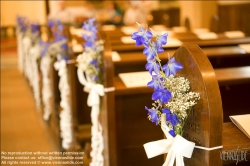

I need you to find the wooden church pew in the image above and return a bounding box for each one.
[100,26,250,52]
[99,44,250,166]
[111,45,250,75]
[66,32,250,151]
[107,36,250,52]
[30,23,249,166]
[32,23,78,151]
[70,27,250,71]
[35,25,249,165]
[49,24,249,153]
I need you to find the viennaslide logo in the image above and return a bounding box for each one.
[220,146,248,165]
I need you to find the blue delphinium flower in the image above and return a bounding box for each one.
[82,18,98,49]
[145,106,159,125]
[163,55,183,77]
[31,23,39,34]
[60,43,68,51]
[17,16,28,33]
[47,19,68,60]
[152,88,172,104]
[162,108,180,136]
[143,44,157,61]
[162,108,180,126]
[131,27,152,46]
[39,41,50,57]
[132,23,186,137]
[48,19,54,28]
[145,60,160,75]
[147,75,163,90]
[90,59,98,68]
[82,18,97,34]
[169,130,176,137]
[156,33,168,48]
[48,19,66,43]
[79,18,103,83]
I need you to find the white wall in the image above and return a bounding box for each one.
[1,1,47,26]
[179,1,217,29]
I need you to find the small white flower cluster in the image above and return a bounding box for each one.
[48,39,67,56]
[165,76,200,121]
[77,49,95,71]
[165,75,190,94]
[76,40,104,83]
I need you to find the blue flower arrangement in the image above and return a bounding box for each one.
[16,16,40,45]
[45,19,68,60]
[76,18,103,83]
[131,23,200,137]
[16,16,28,34]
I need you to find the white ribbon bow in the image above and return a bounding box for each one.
[77,68,105,106]
[85,83,104,107]
[144,135,195,166]
[143,114,195,166]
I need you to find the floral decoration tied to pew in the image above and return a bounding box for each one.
[76,18,106,166]
[16,16,41,109]
[131,23,201,166]
[39,19,73,149]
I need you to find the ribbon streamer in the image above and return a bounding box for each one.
[54,58,73,149]
[22,36,31,79]
[77,67,105,166]
[40,55,52,120]
[29,44,41,109]
[77,67,115,166]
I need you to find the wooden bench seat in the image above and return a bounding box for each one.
[99,44,250,165]
[108,36,250,52]
[215,66,250,86]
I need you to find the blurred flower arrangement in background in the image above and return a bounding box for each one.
[76,18,103,84]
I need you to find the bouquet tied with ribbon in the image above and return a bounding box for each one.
[76,18,105,166]
[131,23,200,166]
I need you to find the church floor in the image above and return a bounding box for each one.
[1,39,60,166]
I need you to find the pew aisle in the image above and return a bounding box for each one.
[1,38,61,166]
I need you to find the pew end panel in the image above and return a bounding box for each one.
[172,45,223,165]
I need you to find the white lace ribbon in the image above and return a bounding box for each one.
[77,67,106,166]
[29,44,41,109]
[54,59,73,149]
[22,36,31,78]
[40,55,52,120]
[143,114,222,166]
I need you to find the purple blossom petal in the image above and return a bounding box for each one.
[131,27,152,46]
[156,33,168,47]
[163,57,183,77]
[169,130,176,137]
[145,61,160,75]
[166,112,180,126]
[143,45,156,60]
[162,108,171,114]
[145,106,159,125]
[152,88,172,103]
[147,75,163,90]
